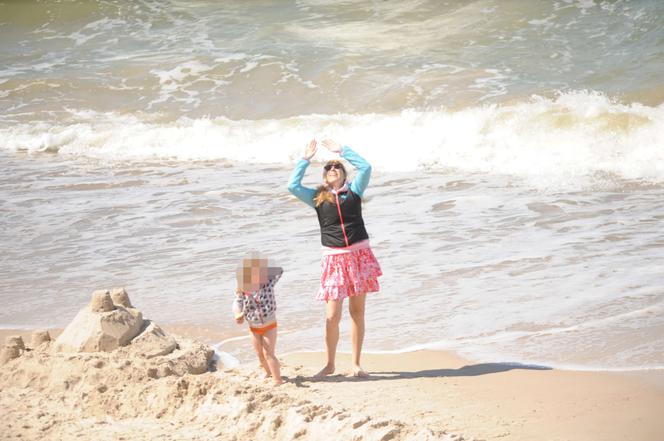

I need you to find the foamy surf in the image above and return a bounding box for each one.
[1,92,663,190]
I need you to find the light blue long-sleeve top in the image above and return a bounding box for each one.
[287,146,372,209]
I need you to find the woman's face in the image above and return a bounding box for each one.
[324,162,345,187]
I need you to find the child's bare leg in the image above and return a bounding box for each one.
[251,332,271,377]
[262,327,282,385]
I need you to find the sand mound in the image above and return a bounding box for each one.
[0,289,470,441]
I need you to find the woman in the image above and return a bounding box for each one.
[288,139,382,377]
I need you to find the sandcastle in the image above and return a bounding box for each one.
[54,288,144,352]
[1,288,214,377]
[0,330,51,365]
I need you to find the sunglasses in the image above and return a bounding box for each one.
[324,163,343,171]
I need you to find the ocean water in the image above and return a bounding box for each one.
[1,0,663,370]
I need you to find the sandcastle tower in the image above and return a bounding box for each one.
[89,289,115,312]
[110,287,132,308]
[0,335,26,365]
[30,330,51,347]
[54,288,144,352]
[0,330,54,365]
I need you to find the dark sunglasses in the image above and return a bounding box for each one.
[324,163,343,171]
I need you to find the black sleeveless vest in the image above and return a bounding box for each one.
[315,189,369,247]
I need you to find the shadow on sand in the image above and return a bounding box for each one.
[289,362,552,386]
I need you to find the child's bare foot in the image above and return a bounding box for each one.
[351,365,369,378]
[272,378,283,386]
[314,364,335,378]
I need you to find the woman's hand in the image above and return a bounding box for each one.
[303,139,317,160]
[322,139,342,153]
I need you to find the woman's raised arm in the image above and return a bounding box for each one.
[342,147,372,197]
[287,140,317,208]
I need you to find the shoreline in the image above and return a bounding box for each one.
[2,327,663,375]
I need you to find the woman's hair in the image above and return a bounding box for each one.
[314,160,346,207]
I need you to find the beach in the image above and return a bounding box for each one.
[2,325,663,441]
[284,351,664,441]
[2,1,664,439]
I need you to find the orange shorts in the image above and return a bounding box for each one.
[249,322,277,336]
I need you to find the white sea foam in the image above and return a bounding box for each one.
[68,18,126,46]
[214,53,250,63]
[2,92,662,189]
[149,60,216,108]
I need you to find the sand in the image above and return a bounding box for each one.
[2,307,663,441]
[0,327,450,441]
[284,351,664,441]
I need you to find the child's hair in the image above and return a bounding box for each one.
[314,160,347,207]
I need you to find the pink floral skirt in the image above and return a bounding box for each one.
[317,247,382,301]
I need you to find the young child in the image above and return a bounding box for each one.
[232,253,283,385]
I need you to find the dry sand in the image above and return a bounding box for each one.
[0,325,452,441]
[2,323,663,441]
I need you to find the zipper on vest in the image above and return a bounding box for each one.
[334,193,350,247]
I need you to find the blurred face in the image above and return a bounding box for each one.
[324,162,345,187]
[237,257,268,292]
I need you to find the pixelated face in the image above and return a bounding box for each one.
[245,258,268,286]
[237,253,278,292]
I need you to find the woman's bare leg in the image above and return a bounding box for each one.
[349,293,368,377]
[251,332,270,377]
[315,299,343,377]
[261,328,282,385]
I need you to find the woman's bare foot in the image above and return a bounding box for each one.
[351,365,369,378]
[314,364,335,378]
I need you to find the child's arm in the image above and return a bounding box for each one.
[232,292,244,324]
